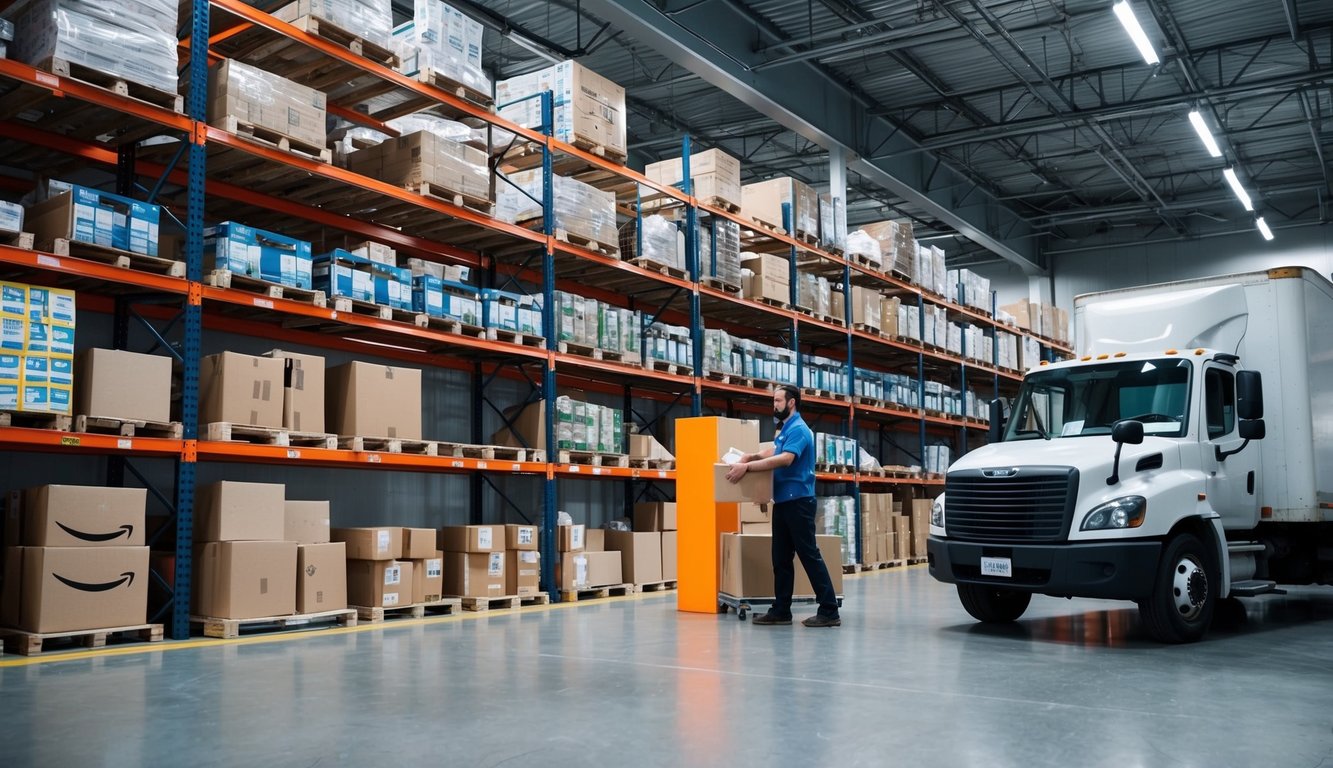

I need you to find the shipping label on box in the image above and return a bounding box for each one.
[506,524,539,551]
[507,550,540,597]
[332,527,403,560]
[347,559,411,607]
[438,525,499,553]
[558,523,585,552]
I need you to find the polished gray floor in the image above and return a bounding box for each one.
[3,567,1332,767]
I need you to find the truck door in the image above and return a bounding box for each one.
[1202,364,1260,528]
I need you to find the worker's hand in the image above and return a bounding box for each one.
[726,462,749,483]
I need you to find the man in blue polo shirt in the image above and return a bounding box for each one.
[726,385,840,627]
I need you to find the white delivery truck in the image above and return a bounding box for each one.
[927,267,1333,642]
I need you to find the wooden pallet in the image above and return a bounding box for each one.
[354,598,462,623]
[554,228,619,258]
[0,410,71,431]
[633,580,677,593]
[753,296,793,311]
[74,415,183,439]
[216,115,333,164]
[409,181,494,217]
[410,68,494,110]
[280,14,398,67]
[557,450,630,468]
[570,135,628,164]
[628,257,688,281]
[460,593,551,612]
[485,327,545,347]
[433,442,542,463]
[46,238,186,278]
[0,623,163,656]
[205,422,338,449]
[192,609,357,639]
[817,464,856,475]
[793,229,820,246]
[627,457,676,470]
[1,231,35,250]
[861,560,907,571]
[851,323,884,336]
[411,314,487,337]
[907,557,928,565]
[331,295,395,320]
[701,276,741,293]
[559,583,634,603]
[338,435,438,455]
[38,57,183,113]
[700,196,741,213]
[642,358,692,377]
[746,217,787,236]
[206,270,327,306]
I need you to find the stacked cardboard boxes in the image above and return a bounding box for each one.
[314,249,413,310]
[643,322,694,370]
[618,214,685,273]
[858,493,896,565]
[497,61,627,160]
[740,253,791,305]
[29,186,162,258]
[439,525,505,599]
[555,290,641,363]
[857,220,915,277]
[10,0,180,94]
[719,533,844,598]
[998,299,1071,345]
[556,523,622,591]
[406,260,481,325]
[815,496,857,567]
[738,502,770,535]
[699,217,742,288]
[195,482,297,620]
[210,58,327,149]
[402,527,443,603]
[76,348,172,423]
[204,222,313,290]
[285,500,346,614]
[741,177,818,237]
[199,352,285,429]
[275,0,393,49]
[497,170,618,247]
[645,148,743,211]
[264,350,325,434]
[1,485,149,633]
[0,281,75,414]
[392,0,489,97]
[336,526,412,608]
[628,433,675,467]
[505,524,541,597]
[346,130,491,204]
[632,502,677,582]
[492,395,625,454]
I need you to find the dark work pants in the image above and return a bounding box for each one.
[771,496,839,618]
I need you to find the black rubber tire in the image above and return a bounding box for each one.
[1138,533,1217,644]
[957,583,1032,623]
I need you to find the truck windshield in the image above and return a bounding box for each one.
[1003,358,1193,441]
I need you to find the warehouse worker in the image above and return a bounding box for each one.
[726,384,841,627]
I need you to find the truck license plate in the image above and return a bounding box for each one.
[980,557,1012,578]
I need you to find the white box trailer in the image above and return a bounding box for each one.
[928,267,1333,642]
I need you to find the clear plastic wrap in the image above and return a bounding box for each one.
[210,58,327,147]
[273,0,392,48]
[703,217,741,286]
[497,170,617,246]
[347,130,490,202]
[392,1,489,94]
[0,18,14,41]
[496,61,627,157]
[844,230,881,263]
[619,215,681,269]
[12,0,179,93]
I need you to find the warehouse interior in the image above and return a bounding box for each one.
[1,0,1332,764]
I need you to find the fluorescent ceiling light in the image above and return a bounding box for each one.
[1256,217,1274,241]
[1187,110,1222,157]
[1113,1,1159,65]
[1223,167,1253,211]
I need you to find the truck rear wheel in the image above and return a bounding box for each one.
[1138,533,1216,643]
[957,583,1032,623]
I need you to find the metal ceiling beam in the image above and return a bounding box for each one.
[1281,0,1301,43]
[577,0,1046,275]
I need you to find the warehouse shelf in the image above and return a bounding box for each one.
[0,244,190,296]
[195,440,550,476]
[0,427,183,458]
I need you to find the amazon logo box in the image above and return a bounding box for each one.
[15,546,149,633]
[23,485,147,547]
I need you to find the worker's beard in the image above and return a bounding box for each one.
[773,405,790,424]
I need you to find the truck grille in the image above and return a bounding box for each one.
[944,467,1079,543]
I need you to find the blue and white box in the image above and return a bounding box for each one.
[205,222,312,288]
[373,263,413,311]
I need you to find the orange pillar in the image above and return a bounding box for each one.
[676,417,741,613]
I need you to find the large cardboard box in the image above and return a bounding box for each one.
[438,525,501,553]
[497,60,627,159]
[558,524,585,552]
[347,559,412,607]
[719,534,843,598]
[628,433,675,463]
[714,465,774,503]
[742,177,819,236]
[18,546,148,632]
[402,527,438,559]
[332,527,402,561]
[739,503,770,524]
[297,542,346,614]
[506,524,539,551]
[633,502,677,532]
[196,541,296,620]
[507,550,540,597]
[851,286,881,331]
[411,552,444,603]
[443,551,505,598]
[605,531,662,585]
[998,299,1034,331]
[742,253,791,304]
[75,348,172,423]
[22,485,146,547]
[199,352,285,428]
[741,522,772,535]
[265,350,325,434]
[210,59,327,148]
[326,361,422,439]
[557,550,623,590]
[283,500,330,545]
[1,545,20,627]
[584,528,605,552]
[196,481,285,542]
[661,531,677,581]
[892,517,911,560]
[645,149,742,209]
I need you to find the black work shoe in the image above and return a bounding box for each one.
[802,615,841,628]
[751,612,793,625]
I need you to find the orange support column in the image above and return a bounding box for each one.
[675,417,742,614]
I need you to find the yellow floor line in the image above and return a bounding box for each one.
[0,589,672,668]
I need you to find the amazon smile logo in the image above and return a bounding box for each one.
[53,571,136,592]
[56,521,134,542]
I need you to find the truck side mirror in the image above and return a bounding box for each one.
[1239,419,1265,441]
[987,398,1008,443]
[1111,419,1144,445]
[1237,370,1264,420]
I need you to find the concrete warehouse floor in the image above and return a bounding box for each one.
[3,567,1332,767]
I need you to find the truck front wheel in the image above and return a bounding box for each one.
[1138,533,1217,643]
[957,583,1032,623]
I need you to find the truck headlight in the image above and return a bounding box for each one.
[931,497,945,528]
[1080,496,1147,531]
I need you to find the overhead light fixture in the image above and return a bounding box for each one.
[1256,217,1274,241]
[1113,1,1160,65]
[1187,110,1222,157]
[1223,167,1253,211]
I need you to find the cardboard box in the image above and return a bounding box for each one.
[197,481,285,542]
[15,546,148,632]
[1,545,20,627]
[584,528,606,552]
[210,59,327,148]
[297,542,346,613]
[739,503,770,523]
[346,559,412,607]
[411,552,444,603]
[661,531,677,581]
[557,550,623,590]
[558,524,585,552]
[22,485,146,547]
[497,60,626,159]
[633,502,677,532]
[645,149,742,209]
[199,352,285,428]
[443,551,505,598]
[283,500,330,545]
[75,348,172,423]
[326,361,422,440]
[741,177,819,235]
[196,541,296,620]
[506,550,540,597]
[438,525,501,553]
[506,524,539,551]
[628,433,675,463]
[742,253,791,304]
[741,522,772,535]
[332,527,402,561]
[719,534,843,598]
[852,286,881,331]
[999,299,1034,331]
[605,530,662,585]
[402,527,438,559]
[892,517,911,560]
[714,464,774,503]
[264,350,325,433]
[27,186,161,257]
[204,222,313,289]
